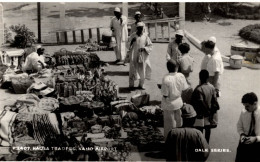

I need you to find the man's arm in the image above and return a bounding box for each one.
[213,71,220,88]
[110,18,114,31]
[161,77,169,98]
[237,112,247,143]
[143,36,153,55]
[166,43,172,61]
[120,16,127,26]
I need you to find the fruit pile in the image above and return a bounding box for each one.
[95,141,132,161]
[126,126,164,146]
[104,124,121,139]
[55,76,118,104]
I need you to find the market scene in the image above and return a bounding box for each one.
[0,2,260,161]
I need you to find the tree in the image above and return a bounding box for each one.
[9,24,36,48]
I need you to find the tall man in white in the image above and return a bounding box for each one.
[127,22,153,89]
[110,7,128,65]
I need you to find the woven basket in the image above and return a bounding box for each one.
[11,77,33,94]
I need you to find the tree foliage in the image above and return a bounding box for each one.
[239,24,260,44]
[9,24,36,48]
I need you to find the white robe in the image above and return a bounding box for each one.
[22,52,46,72]
[110,15,128,61]
[128,33,153,81]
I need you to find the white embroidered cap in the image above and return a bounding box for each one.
[135,11,141,15]
[175,29,184,36]
[114,7,121,12]
[36,45,42,49]
[208,36,217,44]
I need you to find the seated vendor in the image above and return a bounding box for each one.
[22,46,46,73]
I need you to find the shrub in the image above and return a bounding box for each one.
[4,24,12,44]
[9,24,36,48]
[239,24,260,44]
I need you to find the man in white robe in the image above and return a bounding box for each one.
[110,7,128,64]
[127,22,153,89]
[22,46,46,73]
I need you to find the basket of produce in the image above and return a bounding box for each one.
[11,77,34,94]
[38,97,59,112]
[91,101,105,115]
[60,96,85,111]
[91,124,103,134]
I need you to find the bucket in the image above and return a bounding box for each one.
[102,31,112,45]
[109,37,117,48]
[230,43,247,56]
[229,55,243,69]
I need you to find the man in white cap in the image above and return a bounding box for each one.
[203,36,224,97]
[22,45,46,73]
[130,11,147,35]
[110,7,128,65]
[127,22,153,90]
[167,29,185,62]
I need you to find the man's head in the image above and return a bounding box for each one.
[199,70,209,84]
[37,48,45,55]
[242,92,258,112]
[204,36,216,55]
[178,43,190,55]
[167,59,178,73]
[134,11,142,22]
[181,104,197,127]
[114,7,122,19]
[136,22,144,35]
[175,30,184,44]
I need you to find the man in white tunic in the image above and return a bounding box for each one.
[205,36,224,97]
[161,59,189,140]
[127,22,153,89]
[22,46,46,73]
[110,7,128,64]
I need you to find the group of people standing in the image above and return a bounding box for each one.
[110,7,152,90]
[110,7,259,161]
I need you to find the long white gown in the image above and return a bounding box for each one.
[128,32,153,86]
[110,15,128,61]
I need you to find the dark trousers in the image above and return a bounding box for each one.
[197,127,211,143]
[235,142,260,162]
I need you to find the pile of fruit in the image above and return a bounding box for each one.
[95,141,132,161]
[126,126,164,146]
[55,76,118,105]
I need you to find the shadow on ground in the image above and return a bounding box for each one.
[144,151,165,159]
[106,71,129,76]
[149,100,161,106]
[119,87,131,93]
[224,65,241,70]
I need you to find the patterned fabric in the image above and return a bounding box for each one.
[32,113,60,145]
[0,110,17,146]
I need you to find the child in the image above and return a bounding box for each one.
[178,43,194,85]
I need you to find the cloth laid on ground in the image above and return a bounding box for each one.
[0,109,17,146]
[32,113,60,145]
[0,109,60,146]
